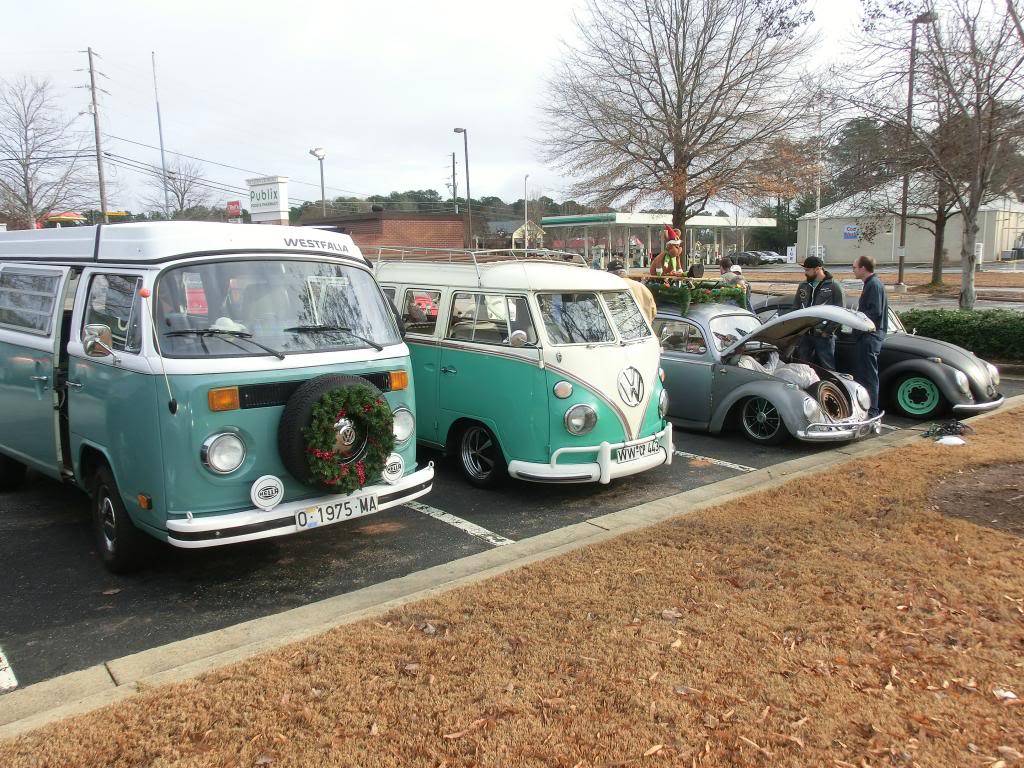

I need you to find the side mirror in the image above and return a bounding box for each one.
[509,329,529,348]
[83,324,115,358]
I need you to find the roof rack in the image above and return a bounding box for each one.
[370,246,589,286]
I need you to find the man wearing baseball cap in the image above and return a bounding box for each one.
[793,255,845,369]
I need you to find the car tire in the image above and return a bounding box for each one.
[740,397,789,445]
[457,423,507,489]
[278,374,386,487]
[891,374,946,419]
[91,464,146,574]
[0,454,27,492]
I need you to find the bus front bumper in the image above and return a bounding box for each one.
[507,424,673,484]
[164,464,434,548]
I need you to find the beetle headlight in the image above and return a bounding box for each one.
[985,361,1000,387]
[803,396,821,419]
[201,433,245,474]
[658,389,669,419]
[855,385,871,411]
[954,369,970,394]
[564,404,597,435]
[392,407,415,445]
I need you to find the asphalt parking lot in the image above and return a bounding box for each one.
[2,377,1022,692]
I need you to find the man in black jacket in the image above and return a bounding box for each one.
[793,256,844,368]
[852,255,889,418]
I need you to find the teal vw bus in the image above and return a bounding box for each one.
[0,223,432,572]
[375,249,673,487]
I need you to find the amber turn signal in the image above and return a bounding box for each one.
[137,494,152,510]
[208,386,240,412]
[388,370,409,391]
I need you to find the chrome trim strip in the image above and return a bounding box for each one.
[952,395,1004,413]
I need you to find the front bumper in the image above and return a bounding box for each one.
[507,424,673,484]
[164,464,434,548]
[953,394,1004,414]
[796,413,883,442]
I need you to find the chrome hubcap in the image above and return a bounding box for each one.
[461,427,495,480]
[100,495,116,552]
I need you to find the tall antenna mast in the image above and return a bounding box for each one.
[151,52,172,219]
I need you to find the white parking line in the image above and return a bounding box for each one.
[674,451,757,473]
[406,501,516,548]
[0,646,18,693]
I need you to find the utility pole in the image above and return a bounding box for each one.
[450,152,458,214]
[86,47,109,223]
[524,173,529,249]
[151,52,172,220]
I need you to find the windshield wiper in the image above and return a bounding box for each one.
[164,328,285,360]
[283,325,384,352]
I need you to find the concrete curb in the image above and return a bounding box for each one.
[3,394,1022,740]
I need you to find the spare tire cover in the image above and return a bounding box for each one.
[277,374,386,486]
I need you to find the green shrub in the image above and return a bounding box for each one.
[898,309,1024,362]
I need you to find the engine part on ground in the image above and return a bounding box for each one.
[922,419,974,440]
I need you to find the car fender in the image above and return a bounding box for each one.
[880,359,966,404]
[709,380,807,435]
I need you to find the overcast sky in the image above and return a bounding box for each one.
[0,0,861,214]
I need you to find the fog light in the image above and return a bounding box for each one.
[564,404,597,435]
[201,433,245,474]
[553,380,573,399]
[392,407,415,444]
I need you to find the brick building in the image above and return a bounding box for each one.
[300,210,465,251]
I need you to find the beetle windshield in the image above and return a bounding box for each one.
[155,259,400,358]
[709,314,761,350]
[537,292,615,344]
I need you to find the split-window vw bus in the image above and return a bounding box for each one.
[0,223,432,572]
[375,250,673,487]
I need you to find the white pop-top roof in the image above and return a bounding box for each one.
[0,222,363,265]
[375,259,631,292]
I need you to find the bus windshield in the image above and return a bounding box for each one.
[154,259,400,358]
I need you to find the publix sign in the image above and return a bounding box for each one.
[246,176,289,222]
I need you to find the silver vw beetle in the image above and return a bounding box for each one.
[656,303,883,445]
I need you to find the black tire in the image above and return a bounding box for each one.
[278,374,386,486]
[91,464,145,574]
[0,454,27,492]
[457,423,507,489]
[740,397,789,445]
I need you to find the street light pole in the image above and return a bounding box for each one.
[309,147,326,217]
[897,11,938,290]
[454,128,471,248]
[524,173,529,249]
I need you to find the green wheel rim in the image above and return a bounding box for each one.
[897,376,940,415]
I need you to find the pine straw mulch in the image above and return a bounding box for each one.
[4,411,1024,767]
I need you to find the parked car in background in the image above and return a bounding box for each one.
[757,251,786,264]
[656,303,881,445]
[751,294,1003,419]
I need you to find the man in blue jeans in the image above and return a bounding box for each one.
[851,255,888,417]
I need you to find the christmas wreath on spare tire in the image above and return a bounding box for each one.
[278,374,395,493]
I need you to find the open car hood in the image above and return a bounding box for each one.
[720,305,875,358]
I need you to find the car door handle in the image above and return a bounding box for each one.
[66,381,83,389]
[441,366,457,375]
[30,375,48,382]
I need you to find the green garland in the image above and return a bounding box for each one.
[303,386,395,493]
[642,279,748,312]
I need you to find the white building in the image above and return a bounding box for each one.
[797,185,1024,266]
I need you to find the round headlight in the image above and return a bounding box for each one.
[855,385,871,411]
[659,367,666,383]
[564,404,597,435]
[985,361,1000,387]
[954,369,970,394]
[392,407,415,445]
[803,396,821,419]
[201,433,245,474]
[658,389,669,419]
[553,380,573,399]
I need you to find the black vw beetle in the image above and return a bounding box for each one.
[752,294,1003,419]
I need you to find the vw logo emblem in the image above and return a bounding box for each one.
[617,367,644,407]
[334,417,358,454]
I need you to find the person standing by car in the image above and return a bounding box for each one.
[793,256,845,368]
[608,261,657,322]
[851,255,888,418]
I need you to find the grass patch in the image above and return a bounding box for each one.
[3,409,1024,767]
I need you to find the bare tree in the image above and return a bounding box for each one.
[842,0,1024,309]
[1009,0,1024,46]
[0,77,90,229]
[540,0,815,229]
[143,159,212,218]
